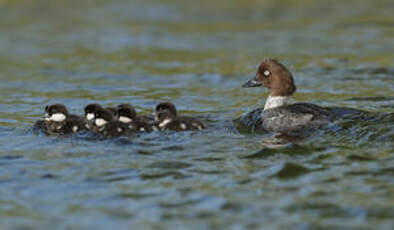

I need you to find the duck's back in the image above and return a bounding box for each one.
[64,115,87,132]
[162,116,204,131]
[101,121,130,137]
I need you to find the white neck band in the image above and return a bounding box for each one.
[264,96,290,110]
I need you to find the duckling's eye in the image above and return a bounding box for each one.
[263,70,270,76]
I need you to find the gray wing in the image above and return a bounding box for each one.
[261,103,332,132]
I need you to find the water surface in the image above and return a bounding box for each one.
[0,0,393,229]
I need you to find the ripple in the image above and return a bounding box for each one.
[0,155,23,160]
[347,154,376,161]
[114,192,163,200]
[147,161,192,169]
[192,157,224,162]
[345,96,394,102]
[140,171,189,180]
[269,162,312,179]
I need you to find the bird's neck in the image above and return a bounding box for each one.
[264,95,291,110]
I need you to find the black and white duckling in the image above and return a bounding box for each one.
[84,103,102,130]
[154,102,205,131]
[92,107,130,137]
[43,104,86,135]
[116,104,157,132]
[85,104,102,121]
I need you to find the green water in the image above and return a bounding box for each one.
[0,0,393,229]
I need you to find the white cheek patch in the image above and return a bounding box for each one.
[264,70,270,76]
[118,116,132,123]
[159,118,172,128]
[180,123,187,130]
[86,113,94,120]
[95,118,107,127]
[49,113,66,122]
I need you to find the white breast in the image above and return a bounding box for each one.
[118,116,132,123]
[264,96,290,110]
[95,118,107,127]
[159,118,172,128]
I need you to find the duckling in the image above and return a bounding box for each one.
[154,102,205,131]
[116,104,157,132]
[92,107,130,137]
[43,104,86,135]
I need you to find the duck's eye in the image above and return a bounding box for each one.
[263,70,270,76]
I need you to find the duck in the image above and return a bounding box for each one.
[84,104,102,121]
[91,107,130,137]
[241,59,332,133]
[84,103,102,130]
[43,104,87,135]
[116,104,156,132]
[154,102,205,131]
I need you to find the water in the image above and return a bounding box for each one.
[0,0,393,229]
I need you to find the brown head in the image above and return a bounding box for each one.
[242,59,296,96]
